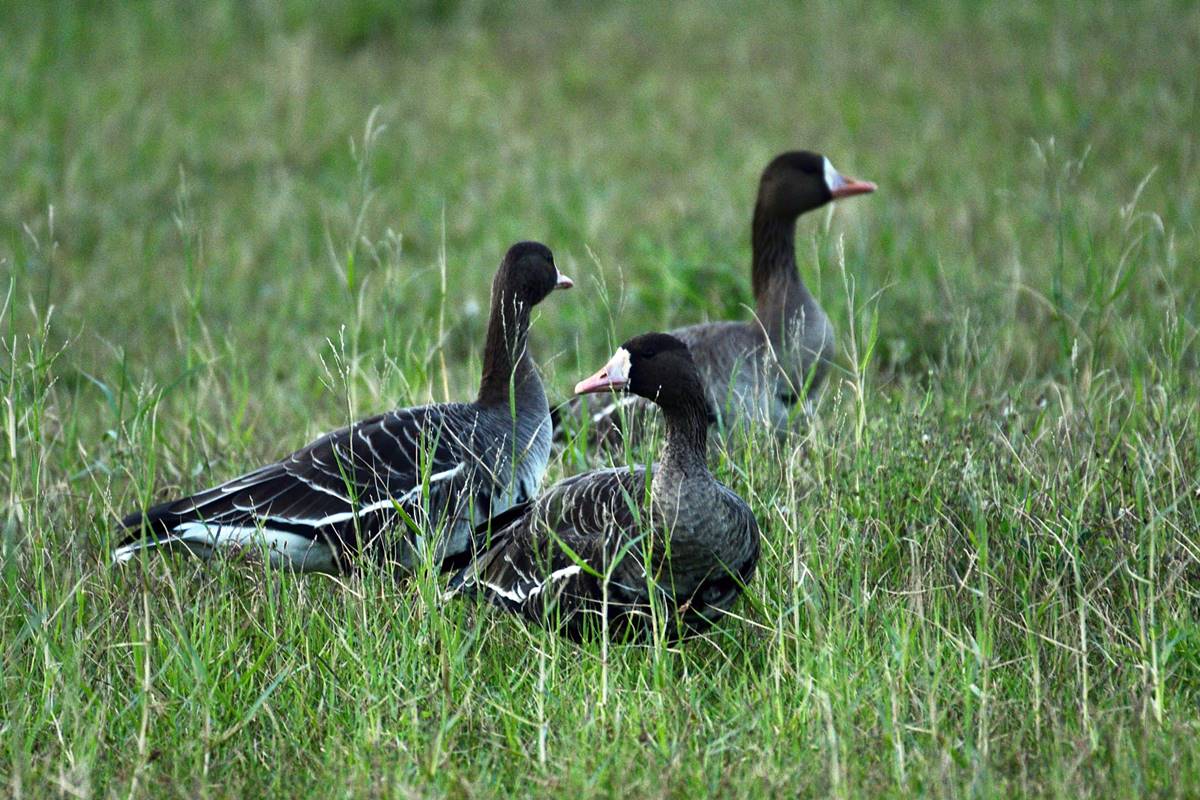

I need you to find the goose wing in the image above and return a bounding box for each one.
[449,470,762,639]
[670,482,760,633]
[116,403,487,569]
[447,467,654,631]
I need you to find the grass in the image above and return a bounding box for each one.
[2,0,1199,796]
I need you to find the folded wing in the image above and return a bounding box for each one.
[116,404,486,570]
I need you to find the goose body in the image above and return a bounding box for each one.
[448,333,761,639]
[670,310,832,428]
[115,403,550,572]
[560,151,872,445]
[115,242,572,572]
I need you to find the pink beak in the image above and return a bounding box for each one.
[555,270,574,290]
[830,177,877,199]
[574,367,623,395]
[574,348,630,395]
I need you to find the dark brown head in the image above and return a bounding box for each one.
[575,332,713,418]
[493,241,573,307]
[476,241,571,406]
[757,150,876,219]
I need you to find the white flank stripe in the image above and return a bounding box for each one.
[265,462,466,527]
[483,563,583,605]
[540,564,583,590]
[112,542,153,564]
[114,523,338,572]
[481,580,531,604]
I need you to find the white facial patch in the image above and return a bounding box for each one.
[606,347,632,384]
[823,156,846,194]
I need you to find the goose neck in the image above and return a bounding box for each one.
[656,400,711,481]
[751,203,810,343]
[477,291,540,408]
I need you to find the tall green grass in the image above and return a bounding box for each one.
[2,1,1198,796]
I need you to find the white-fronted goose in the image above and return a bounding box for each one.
[560,151,875,445]
[446,333,761,640]
[114,241,572,573]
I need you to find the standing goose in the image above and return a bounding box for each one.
[560,151,874,445]
[446,333,760,640]
[115,241,572,573]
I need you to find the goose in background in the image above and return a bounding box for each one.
[115,241,572,573]
[558,151,875,446]
[446,333,761,640]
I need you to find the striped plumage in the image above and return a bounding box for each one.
[115,241,572,572]
[558,151,875,446]
[448,333,761,640]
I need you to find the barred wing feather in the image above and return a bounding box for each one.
[447,468,654,633]
[116,404,487,570]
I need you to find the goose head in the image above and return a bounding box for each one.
[757,150,876,218]
[575,333,713,418]
[496,241,573,306]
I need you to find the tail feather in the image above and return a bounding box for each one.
[442,501,530,598]
[113,505,339,572]
[113,501,176,562]
[443,540,506,601]
[112,532,207,564]
[111,512,209,565]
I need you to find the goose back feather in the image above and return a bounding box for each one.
[450,333,761,639]
[556,151,870,447]
[115,241,570,572]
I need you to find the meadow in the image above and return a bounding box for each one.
[2,1,1198,796]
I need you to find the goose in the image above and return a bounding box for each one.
[559,151,875,445]
[114,241,572,573]
[446,333,761,640]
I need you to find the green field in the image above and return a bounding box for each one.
[3,1,1199,796]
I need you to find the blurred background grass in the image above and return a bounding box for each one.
[2,1,1198,797]
[6,1,1195,389]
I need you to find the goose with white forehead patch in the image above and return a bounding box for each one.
[115,241,572,573]
[557,150,875,446]
[447,333,761,640]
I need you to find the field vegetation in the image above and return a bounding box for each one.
[2,1,1198,796]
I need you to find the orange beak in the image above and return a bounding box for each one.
[830,176,877,199]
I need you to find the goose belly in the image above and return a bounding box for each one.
[503,417,552,507]
[410,424,550,568]
[114,523,340,573]
[497,431,551,510]
[429,508,484,567]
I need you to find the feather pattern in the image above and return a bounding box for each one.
[448,462,759,639]
[452,334,761,640]
[554,151,871,447]
[115,240,567,572]
[116,403,553,571]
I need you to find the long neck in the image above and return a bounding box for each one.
[650,393,716,547]
[751,201,810,345]
[656,396,711,482]
[476,291,539,408]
